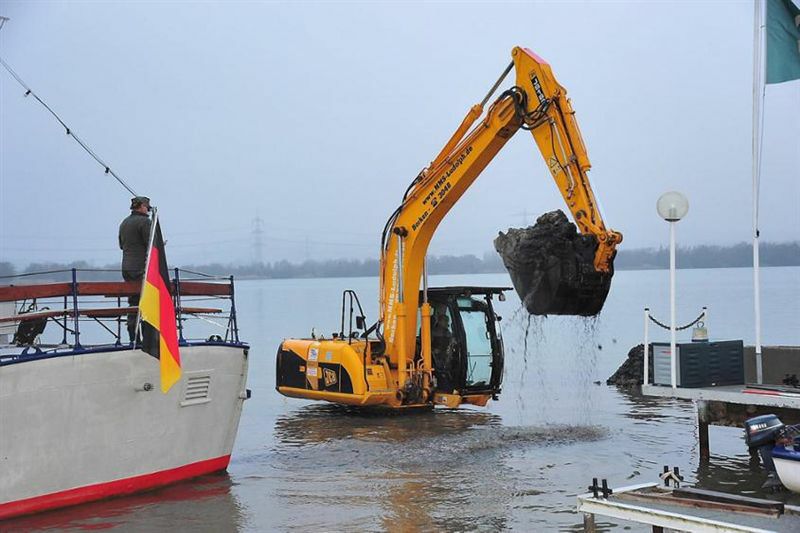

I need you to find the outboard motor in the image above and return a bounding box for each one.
[745,414,785,489]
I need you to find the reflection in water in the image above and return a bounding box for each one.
[614,385,695,422]
[272,404,607,453]
[694,454,800,506]
[3,474,245,532]
[381,478,441,532]
[694,453,765,496]
[273,404,504,446]
[268,405,609,532]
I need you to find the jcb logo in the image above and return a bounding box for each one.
[530,74,546,104]
[323,368,338,387]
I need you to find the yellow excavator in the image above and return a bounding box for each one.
[276,47,622,410]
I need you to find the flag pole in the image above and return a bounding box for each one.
[752,0,766,384]
[135,207,159,347]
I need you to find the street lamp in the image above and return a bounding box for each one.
[657,191,689,389]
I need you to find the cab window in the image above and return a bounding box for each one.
[457,297,493,388]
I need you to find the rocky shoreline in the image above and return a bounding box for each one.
[607,344,652,387]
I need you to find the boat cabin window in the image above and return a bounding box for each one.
[456,297,493,388]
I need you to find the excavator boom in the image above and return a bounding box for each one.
[379,47,621,374]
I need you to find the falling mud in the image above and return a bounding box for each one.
[570,316,602,424]
[516,312,545,421]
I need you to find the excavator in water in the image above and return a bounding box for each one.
[276,47,622,410]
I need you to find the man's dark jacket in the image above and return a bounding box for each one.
[119,212,152,275]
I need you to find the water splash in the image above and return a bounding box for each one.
[567,315,602,425]
[515,311,546,424]
[507,311,605,426]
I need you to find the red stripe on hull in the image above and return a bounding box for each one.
[0,455,231,521]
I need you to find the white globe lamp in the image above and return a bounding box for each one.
[657,191,689,222]
[657,191,688,389]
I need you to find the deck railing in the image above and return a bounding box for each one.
[0,268,241,353]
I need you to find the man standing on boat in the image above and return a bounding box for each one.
[119,196,152,344]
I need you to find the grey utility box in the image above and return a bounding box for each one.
[651,340,744,388]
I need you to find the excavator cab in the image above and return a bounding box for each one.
[419,287,506,400]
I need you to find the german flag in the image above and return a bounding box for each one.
[139,216,181,393]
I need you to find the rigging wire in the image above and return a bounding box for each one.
[0,55,138,197]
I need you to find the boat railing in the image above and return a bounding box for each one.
[0,268,242,358]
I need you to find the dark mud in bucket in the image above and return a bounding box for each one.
[494,210,614,316]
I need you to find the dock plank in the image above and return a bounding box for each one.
[671,487,783,514]
[578,483,800,532]
[643,384,800,409]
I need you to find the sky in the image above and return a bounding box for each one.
[0,0,798,268]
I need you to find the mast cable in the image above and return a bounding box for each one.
[0,54,138,197]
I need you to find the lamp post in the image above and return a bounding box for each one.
[657,191,689,390]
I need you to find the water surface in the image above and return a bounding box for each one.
[8,267,800,531]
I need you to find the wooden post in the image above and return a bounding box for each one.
[697,400,710,461]
[583,512,596,533]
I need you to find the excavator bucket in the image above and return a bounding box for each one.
[494,210,614,316]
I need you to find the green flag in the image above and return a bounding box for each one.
[766,0,800,84]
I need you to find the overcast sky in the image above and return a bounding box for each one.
[1,1,798,267]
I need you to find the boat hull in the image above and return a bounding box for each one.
[0,344,248,520]
[774,446,800,493]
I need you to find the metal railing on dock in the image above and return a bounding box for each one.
[642,305,708,388]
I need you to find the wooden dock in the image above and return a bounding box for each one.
[578,482,800,532]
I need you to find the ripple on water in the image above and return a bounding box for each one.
[457,424,609,454]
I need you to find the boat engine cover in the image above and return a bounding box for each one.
[745,414,784,448]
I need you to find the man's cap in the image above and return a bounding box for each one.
[130,196,151,209]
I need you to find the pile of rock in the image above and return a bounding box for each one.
[606,344,653,387]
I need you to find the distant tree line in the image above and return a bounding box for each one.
[613,241,800,270]
[1,241,797,281]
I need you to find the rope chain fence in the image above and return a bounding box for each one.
[648,310,706,332]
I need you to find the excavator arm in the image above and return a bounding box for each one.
[378,47,622,388]
[275,46,621,410]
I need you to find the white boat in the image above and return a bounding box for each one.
[0,271,249,520]
[773,445,800,493]
[745,414,800,494]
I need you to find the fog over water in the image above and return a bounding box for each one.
[1,1,798,267]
